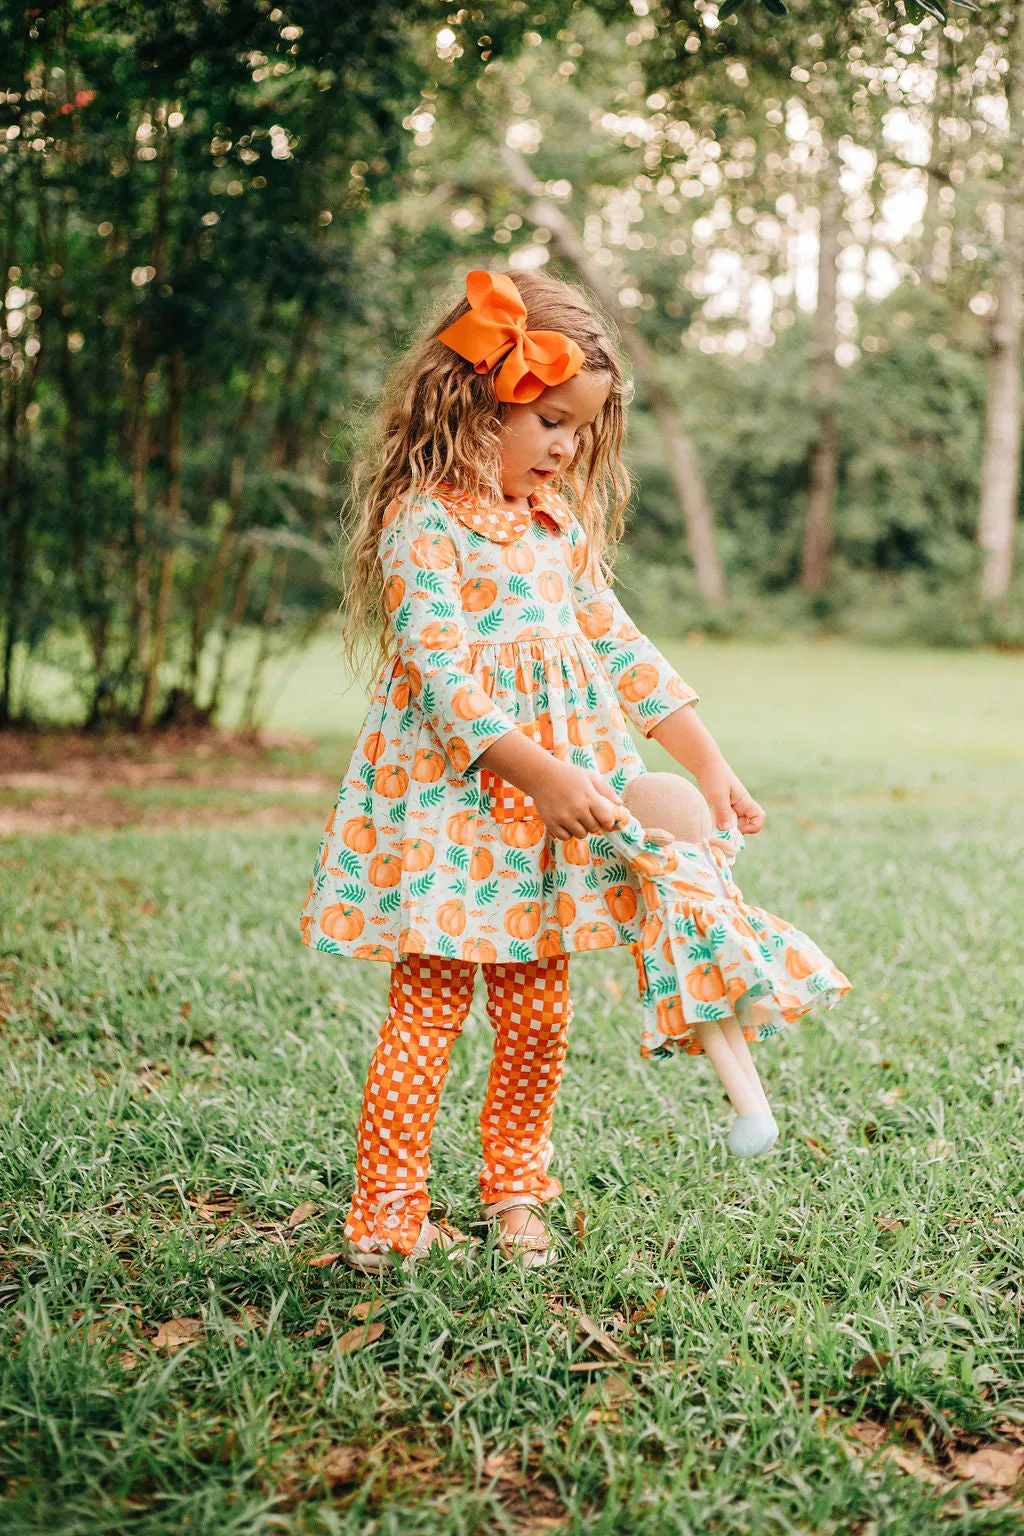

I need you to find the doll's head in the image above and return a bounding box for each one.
[622,773,713,847]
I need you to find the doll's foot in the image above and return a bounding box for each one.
[729,1112,779,1157]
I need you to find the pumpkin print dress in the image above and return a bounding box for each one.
[300,482,698,966]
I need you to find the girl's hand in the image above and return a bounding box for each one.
[532,760,622,841]
[695,761,765,836]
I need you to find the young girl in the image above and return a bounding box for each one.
[301,269,764,1270]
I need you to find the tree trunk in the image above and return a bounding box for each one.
[242,549,289,731]
[978,6,1024,603]
[140,348,186,726]
[800,154,842,594]
[500,147,726,607]
[206,543,257,723]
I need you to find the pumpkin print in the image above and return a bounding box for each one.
[446,809,478,846]
[451,685,493,721]
[470,846,494,880]
[352,943,395,962]
[501,539,535,572]
[574,921,617,951]
[500,818,545,848]
[364,731,387,764]
[368,854,402,888]
[342,816,376,854]
[319,903,364,942]
[421,620,463,651]
[374,764,409,799]
[593,739,616,774]
[412,747,446,782]
[686,964,727,1001]
[461,576,498,611]
[605,884,638,924]
[618,663,660,704]
[578,600,613,639]
[447,737,472,775]
[323,806,337,837]
[505,902,542,939]
[538,570,564,602]
[785,948,816,981]
[411,532,456,570]
[656,994,684,1036]
[437,899,467,937]
[401,838,434,872]
[462,937,498,963]
[300,486,701,966]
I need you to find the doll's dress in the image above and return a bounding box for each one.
[599,809,852,1061]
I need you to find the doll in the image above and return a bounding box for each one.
[613,774,851,1157]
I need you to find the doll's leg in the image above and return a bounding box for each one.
[478,955,572,1242]
[693,1018,763,1117]
[717,1013,772,1116]
[344,955,476,1256]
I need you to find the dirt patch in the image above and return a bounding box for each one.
[0,727,343,836]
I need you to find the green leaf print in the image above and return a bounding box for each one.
[592,638,616,659]
[590,836,615,860]
[505,849,533,875]
[808,972,830,994]
[476,879,500,905]
[584,870,599,891]
[604,861,630,884]
[571,747,593,769]
[336,881,367,904]
[477,606,505,638]
[557,602,572,627]
[360,761,376,788]
[394,600,412,634]
[313,934,344,957]
[609,769,627,795]
[418,784,446,808]
[496,666,517,690]
[515,878,542,899]
[379,889,402,913]
[466,530,488,548]
[334,848,362,878]
[542,865,556,898]
[695,999,729,1022]
[418,570,445,595]
[437,933,457,959]
[637,697,664,721]
[421,682,436,715]
[509,939,534,964]
[586,683,599,712]
[399,707,416,733]
[519,604,545,626]
[706,921,728,948]
[650,973,678,998]
[508,574,532,599]
[429,598,457,617]
[686,941,714,963]
[361,794,375,817]
[448,845,469,870]
[451,876,468,897]
[409,872,435,898]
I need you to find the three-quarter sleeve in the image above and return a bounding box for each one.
[569,524,699,737]
[379,496,516,775]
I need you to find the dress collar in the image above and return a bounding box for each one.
[434,481,571,543]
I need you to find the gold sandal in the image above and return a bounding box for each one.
[481,1195,560,1270]
[341,1191,474,1274]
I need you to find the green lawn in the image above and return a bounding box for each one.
[2,640,1024,1533]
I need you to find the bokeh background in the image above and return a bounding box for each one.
[2,0,1023,734]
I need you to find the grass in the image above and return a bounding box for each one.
[2,639,1024,1533]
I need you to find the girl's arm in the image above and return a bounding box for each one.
[570,531,765,835]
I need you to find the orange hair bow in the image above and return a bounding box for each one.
[438,270,585,404]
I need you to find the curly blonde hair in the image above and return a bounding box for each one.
[341,269,631,668]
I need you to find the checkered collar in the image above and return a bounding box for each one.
[434,481,571,543]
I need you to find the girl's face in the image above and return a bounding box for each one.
[497,369,611,506]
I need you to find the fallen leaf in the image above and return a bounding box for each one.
[118,1350,139,1370]
[307,1251,341,1268]
[950,1445,1024,1489]
[846,1420,890,1450]
[880,1086,905,1106]
[334,1321,385,1356]
[863,1122,879,1143]
[287,1201,317,1228]
[180,1001,192,1020]
[885,1448,951,1488]
[804,1137,830,1161]
[568,1360,619,1372]
[851,1350,892,1379]
[482,1451,508,1478]
[576,1315,636,1364]
[322,1444,364,1486]
[349,1298,386,1323]
[574,1210,587,1249]
[153,1316,204,1352]
[874,1216,903,1234]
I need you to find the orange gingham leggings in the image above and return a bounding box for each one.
[344,952,572,1255]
